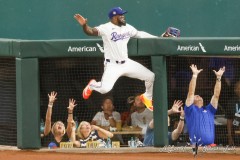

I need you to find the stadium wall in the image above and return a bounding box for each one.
[0,0,240,40]
[0,38,240,148]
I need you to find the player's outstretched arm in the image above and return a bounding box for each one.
[210,66,225,109]
[185,64,203,107]
[74,14,98,36]
[134,31,158,38]
[44,91,57,136]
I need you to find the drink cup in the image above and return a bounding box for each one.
[116,120,122,131]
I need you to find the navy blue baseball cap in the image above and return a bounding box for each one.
[108,7,127,19]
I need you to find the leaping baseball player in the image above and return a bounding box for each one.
[74,7,158,111]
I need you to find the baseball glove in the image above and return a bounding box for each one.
[161,27,180,37]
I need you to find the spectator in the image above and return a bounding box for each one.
[42,91,77,147]
[143,100,184,146]
[91,96,121,130]
[121,96,136,127]
[70,121,113,148]
[225,80,240,145]
[131,93,153,131]
[184,64,225,156]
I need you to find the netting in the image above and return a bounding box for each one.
[39,57,150,146]
[167,56,240,146]
[0,58,17,146]
[39,56,240,147]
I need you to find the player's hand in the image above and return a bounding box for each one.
[74,14,88,26]
[213,66,225,78]
[171,100,183,114]
[48,91,57,106]
[67,98,77,111]
[190,64,203,76]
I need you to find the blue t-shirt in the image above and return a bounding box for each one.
[143,127,173,146]
[184,103,216,146]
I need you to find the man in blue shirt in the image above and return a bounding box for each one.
[184,64,225,156]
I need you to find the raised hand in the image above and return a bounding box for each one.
[48,91,57,106]
[213,66,225,78]
[74,14,88,26]
[190,64,203,76]
[67,98,77,112]
[171,100,183,114]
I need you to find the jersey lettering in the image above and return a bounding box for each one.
[111,31,131,42]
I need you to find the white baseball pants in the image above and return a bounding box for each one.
[89,58,155,100]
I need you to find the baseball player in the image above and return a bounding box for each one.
[74,7,158,111]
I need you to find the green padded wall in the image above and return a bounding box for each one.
[0,0,240,40]
[152,56,169,146]
[16,58,40,149]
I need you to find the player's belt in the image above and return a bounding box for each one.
[105,59,125,64]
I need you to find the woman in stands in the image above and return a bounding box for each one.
[70,121,113,148]
[42,91,77,148]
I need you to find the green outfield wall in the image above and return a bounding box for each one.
[0,0,240,40]
[0,38,240,148]
[2,38,240,58]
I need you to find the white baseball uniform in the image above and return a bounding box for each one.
[89,22,156,100]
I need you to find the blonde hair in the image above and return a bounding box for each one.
[51,121,66,136]
[77,121,90,139]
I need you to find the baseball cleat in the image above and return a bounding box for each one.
[140,94,154,111]
[82,79,96,99]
